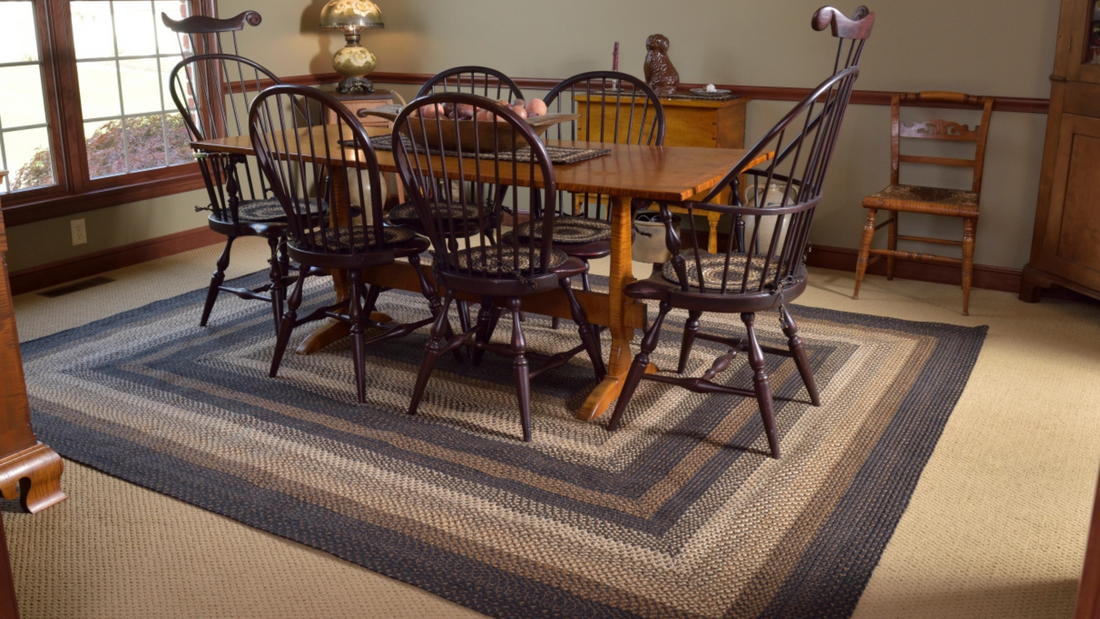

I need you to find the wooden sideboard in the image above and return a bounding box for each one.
[0,171,66,513]
[575,94,750,253]
[1020,0,1100,302]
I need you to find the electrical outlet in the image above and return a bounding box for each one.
[70,218,87,246]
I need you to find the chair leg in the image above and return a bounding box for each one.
[852,209,877,300]
[201,236,234,326]
[886,210,898,280]
[743,312,780,459]
[961,218,976,316]
[408,293,456,416]
[780,304,820,406]
[560,277,606,379]
[267,236,283,335]
[269,266,307,378]
[506,300,532,442]
[348,271,369,404]
[471,298,494,367]
[678,310,703,374]
[608,300,671,432]
[410,253,464,363]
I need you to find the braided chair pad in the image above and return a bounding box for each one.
[514,216,612,244]
[296,226,418,253]
[662,251,783,290]
[210,198,286,224]
[386,201,493,228]
[452,246,568,278]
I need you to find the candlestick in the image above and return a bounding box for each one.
[613,42,619,71]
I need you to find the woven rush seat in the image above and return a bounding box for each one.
[297,226,418,253]
[234,197,287,222]
[513,216,612,244]
[453,246,568,277]
[386,200,491,228]
[864,184,978,213]
[662,251,782,289]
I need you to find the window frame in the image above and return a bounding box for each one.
[0,0,217,227]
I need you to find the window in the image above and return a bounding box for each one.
[0,0,213,224]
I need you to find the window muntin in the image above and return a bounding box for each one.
[1,0,200,201]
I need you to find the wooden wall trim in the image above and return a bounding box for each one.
[806,243,1022,292]
[287,71,1050,115]
[8,226,222,296]
[1,171,207,228]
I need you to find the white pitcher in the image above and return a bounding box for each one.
[742,181,796,255]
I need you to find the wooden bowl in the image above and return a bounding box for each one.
[361,105,578,152]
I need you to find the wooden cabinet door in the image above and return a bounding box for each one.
[1036,114,1100,290]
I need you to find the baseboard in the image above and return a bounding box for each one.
[805,244,1022,292]
[9,227,222,296]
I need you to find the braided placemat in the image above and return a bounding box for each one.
[365,134,611,165]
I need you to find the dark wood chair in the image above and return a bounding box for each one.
[162,9,261,57]
[164,10,291,330]
[249,85,441,404]
[414,65,524,100]
[167,52,293,331]
[392,93,607,442]
[514,71,665,289]
[852,91,994,316]
[387,66,525,236]
[606,6,875,459]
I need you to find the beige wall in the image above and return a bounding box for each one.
[5,190,210,273]
[7,0,1060,272]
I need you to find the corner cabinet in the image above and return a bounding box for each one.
[1020,0,1100,302]
[0,171,66,513]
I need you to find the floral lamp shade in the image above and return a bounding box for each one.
[320,0,385,94]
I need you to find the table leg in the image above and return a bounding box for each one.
[707,211,721,254]
[577,196,655,421]
[294,165,391,355]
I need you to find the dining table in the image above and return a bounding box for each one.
[192,125,767,421]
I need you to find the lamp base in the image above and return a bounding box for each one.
[336,76,376,94]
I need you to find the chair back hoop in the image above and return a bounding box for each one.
[415,66,525,102]
[890,91,995,195]
[161,10,262,58]
[168,52,281,224]
[542,70,666,221]
[392,93,559,289]
[249,84,389,256]
[665,5,874,297]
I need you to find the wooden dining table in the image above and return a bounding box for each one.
[192,126,765,421]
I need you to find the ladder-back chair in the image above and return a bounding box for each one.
[852,91,994,315]
[606,6,875,460]
[392,93,607,442]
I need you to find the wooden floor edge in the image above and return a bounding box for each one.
[8,227,222,296]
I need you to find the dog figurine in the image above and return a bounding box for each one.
[644,34,680,96]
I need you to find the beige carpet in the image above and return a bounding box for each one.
[4,238,1099,619]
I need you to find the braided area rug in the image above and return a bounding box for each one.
[20,272,986,619]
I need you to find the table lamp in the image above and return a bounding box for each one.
[320,0,384,94]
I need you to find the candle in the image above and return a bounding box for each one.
[613,42,619,71]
